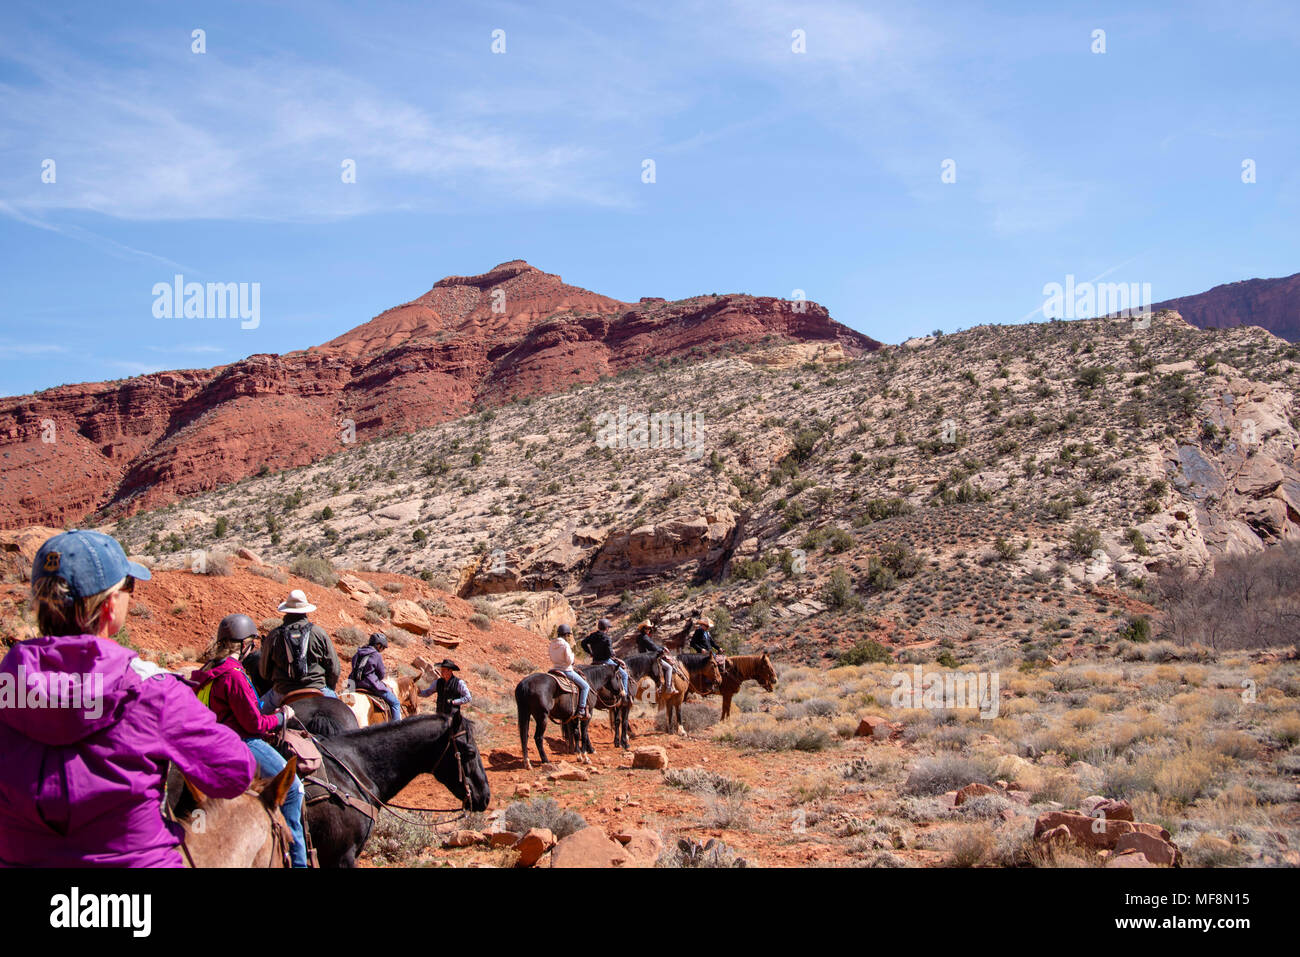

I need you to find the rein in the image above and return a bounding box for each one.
[308,724,473,830]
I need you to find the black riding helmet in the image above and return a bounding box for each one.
[557,623,572,636]
[369,632,389,648]
[217,613,259,646]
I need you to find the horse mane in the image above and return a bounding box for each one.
[338,711,454,740]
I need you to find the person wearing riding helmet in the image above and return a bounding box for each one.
[0,530,254,867]
[635,620,675,699]
[581,618,629,702]
[548,624,591,718]
[350,632,403,721]
[419,659,471,716]
[190,614,308,867]
[690,617,723,655]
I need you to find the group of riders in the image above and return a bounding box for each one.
[0,528,725,868]
[549,613,724,718]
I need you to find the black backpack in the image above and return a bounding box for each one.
[280,619,314,681]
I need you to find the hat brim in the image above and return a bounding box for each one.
[277,602,317,614]
[126,559,153,582]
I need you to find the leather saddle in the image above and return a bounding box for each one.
[355,689,395,719]
[547,669,579,695]
[282,688,325,706]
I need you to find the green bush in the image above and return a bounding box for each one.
[839,638,893,665]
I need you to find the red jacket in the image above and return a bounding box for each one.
[190,657,283,738]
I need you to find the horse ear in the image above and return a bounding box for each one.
[184,777,207,805]
[262,757,298,809]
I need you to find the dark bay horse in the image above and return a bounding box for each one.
[303,711,489,867]
[719,653,778,720]
[678,653,726,696]
[578,662,632,752]
[659,654,722,734]
[290,694,361,736]
[515,671,591,769]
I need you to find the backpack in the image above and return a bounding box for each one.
[280,619,314,681]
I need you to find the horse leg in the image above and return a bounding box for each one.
[721,691,732,721]
[519,702,533,770]
[534,708,548,765]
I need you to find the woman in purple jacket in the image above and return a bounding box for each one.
[0,530,255,867]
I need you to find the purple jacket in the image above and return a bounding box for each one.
[0,634,255,868]
[349,645,388,695]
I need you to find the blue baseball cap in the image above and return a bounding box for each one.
[31,529,152,600]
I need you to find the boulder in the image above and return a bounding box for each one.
[337,574,379,600]
[632,746,669,770]
[549,827,631,868]
[1115,831,1181,867]
[1033,810,1170,850]
[614,828,663,865]
[854,715,899,739]
[1106,852,1154,868]
[236,547,263,565]
[548,762,590,782]
[1079,796,1134,822]
[955,783,999,806]
[389,599,432,635]
[513,827,556,867]
[489,830,522,848]
[443,829,484,848]
[1234,456,1284,498]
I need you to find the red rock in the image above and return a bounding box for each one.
[955,783,999,806]
[443,829,484,848]
[854,715,899,739]
[0,262,879,530]
[1115,831,1180,867]
[1106,851,1155,868]
[549,827,631,868]
[513,827,556,867]
[489,830,522,848]
[389,599,431,635]
[1151,274,1300,342]
[632,746,668,770]
[236,547,263,565]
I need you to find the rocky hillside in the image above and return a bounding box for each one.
[0,261,878,530]
[112,309,1300,664]
[1151,272,1300,342]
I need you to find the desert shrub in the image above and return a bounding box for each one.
[199,552,232,576]
[655,701,718,733]
[334,625,367,649]
[839,638,892,665]
[469,613,492,631]
[822,568,861,610]
[382,581,404,593]
[248,564,289,584]
[658,837,749,868]
[470,598,498,620]
[368,809,438,864]
[662,767,751,797]
[945,824,995,867]
[903,755,992,796]
[291,556,338,587]
[504,798,587,839]
[366,598,391,619]
[508,658,533,674]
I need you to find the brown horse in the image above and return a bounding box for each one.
[176,758,299,867]
[719,653,778,720]
[658,654,721,735]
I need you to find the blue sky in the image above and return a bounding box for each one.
[1,0,1297,395]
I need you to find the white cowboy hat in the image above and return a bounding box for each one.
[277,589,316,614]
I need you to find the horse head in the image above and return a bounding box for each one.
[757,652,778,692]
[700,655,723,693]
[432,712,491,813]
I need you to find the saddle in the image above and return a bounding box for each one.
[547,670,579,695]
[282,688,325,706]
[356,689,394,719]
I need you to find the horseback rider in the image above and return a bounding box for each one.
[635,619,676,698]
[0,530,255,867]
[419,659,471,716]
[581,618,629,703]
[548,624,591,718]
[690,617,724,655]
[191,613,309,867]
[259,589,341,711]
[350,632,403,720]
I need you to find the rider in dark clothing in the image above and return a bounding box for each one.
[419,659,471,716]
[581,618,628,701]
[635,620,675,697]
[690,618,723,655]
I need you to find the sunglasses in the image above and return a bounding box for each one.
[119,577,136,594]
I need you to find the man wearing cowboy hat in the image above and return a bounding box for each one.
[689,617,723,655]
[259,588,341,710]
[419,659,472,717]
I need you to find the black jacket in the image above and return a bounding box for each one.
[636,632,664,654]
[581,630,614,663]
[689,628,721,654]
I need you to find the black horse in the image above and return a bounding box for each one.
[289,695,360,736]
[577,661,631,752]
[239,648,271,697]
[303,711,490,868]
[514,672,590,769]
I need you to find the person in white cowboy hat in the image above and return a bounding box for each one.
[258,588,341,710]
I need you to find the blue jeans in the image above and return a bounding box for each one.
[246,737,308,868]
[562,669,590,710]
[379,689,402,719]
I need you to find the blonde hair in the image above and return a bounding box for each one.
[32,575,124,637]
